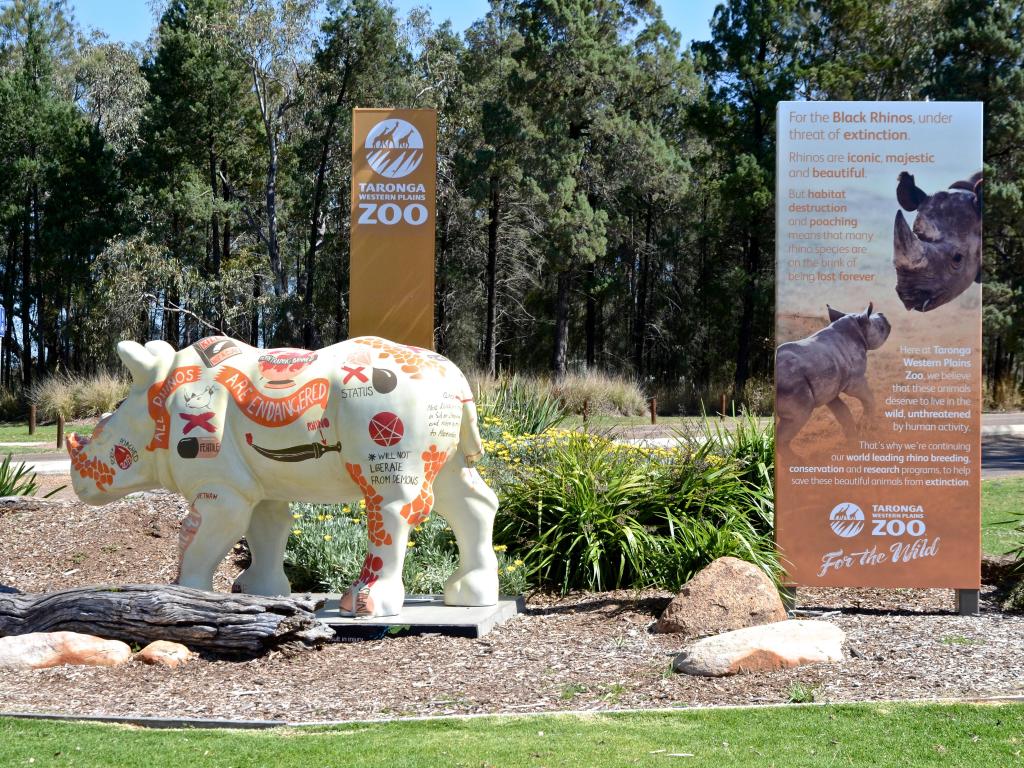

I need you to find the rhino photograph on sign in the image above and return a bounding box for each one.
[774,102,983,590]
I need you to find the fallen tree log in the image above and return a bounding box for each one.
[0,585,334,656]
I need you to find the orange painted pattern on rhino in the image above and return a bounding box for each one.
[400,445,450,526]
[352,338,446,379]
[345,463,392,546]
[67,433,116,492]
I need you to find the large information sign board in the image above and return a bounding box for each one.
[775,101,983,588]
[349,108,437,349]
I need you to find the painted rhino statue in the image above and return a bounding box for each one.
[776,303,891,453]
[65,336,499,618]
[893,170,982,312]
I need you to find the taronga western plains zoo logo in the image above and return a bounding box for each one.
[829,502,865,538]
[365,119,424,179]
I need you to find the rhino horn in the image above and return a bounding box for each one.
[894,210,926,270]
[117,340,157,385]
[896,171,928,212]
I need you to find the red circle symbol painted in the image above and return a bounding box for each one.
[368,412,404,447]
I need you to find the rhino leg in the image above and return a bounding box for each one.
[844,376,876,425]
[339,495,415,618]
[176,489,253,592]
[233,500,292,597]
[826,397,858,441]
[432,457,500,607]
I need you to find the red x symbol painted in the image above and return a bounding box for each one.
[180,412,216,434]
[342,365,368,384]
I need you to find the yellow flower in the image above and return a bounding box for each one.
[292,529,302,536]
[358,499,367,508]
[317,515,326,522]
[326,515,334,522]
[407,541,416,548]
[323,534,332,542]
[292,512,302,519]
[493,544,507,552]
[514,559,524,565]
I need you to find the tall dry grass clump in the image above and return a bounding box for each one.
[554,372,647,416]
[469,369,647,417]
[30,372,129,421]
[76,371,129,416]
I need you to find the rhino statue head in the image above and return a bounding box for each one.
[893,170,982,312]
[65,340,174,505]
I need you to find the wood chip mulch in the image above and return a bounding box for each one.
[0,491,1021,723]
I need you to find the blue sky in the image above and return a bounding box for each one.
[70,1,721,49]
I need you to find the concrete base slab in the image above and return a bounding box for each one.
[311,594,524,639]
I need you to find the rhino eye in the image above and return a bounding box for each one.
[952,253,964,266]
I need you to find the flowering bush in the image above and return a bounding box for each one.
[284,501,527,596]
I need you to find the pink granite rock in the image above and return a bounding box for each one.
[0,631,132,669]
[673,620,845,676]
[134,640,195,668]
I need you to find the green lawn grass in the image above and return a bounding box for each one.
[2,703,1022,767]
[0,421,94,454]
[982,477,1024,556]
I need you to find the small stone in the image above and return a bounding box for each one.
[134,640,195,668]
[0,631,132,670]
[655,556,787,637]
[673,619,845,676]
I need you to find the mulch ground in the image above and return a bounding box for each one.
[0,490,1021,723]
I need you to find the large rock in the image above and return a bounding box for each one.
[0,631,132,670]
[134,640,195,668]
[655,556,786,637]
[673,619,845,676]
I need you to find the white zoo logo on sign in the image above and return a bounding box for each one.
[365,119,424,179]
[829,502,864,538]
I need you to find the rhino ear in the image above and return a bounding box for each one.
[145,339,176,358]
[897,171,928,212]
[117,341,157,386]
[865,302,874,317]
[973,178,982,215]
[827,305,844,323]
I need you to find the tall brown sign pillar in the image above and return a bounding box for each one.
[349,108,437,349]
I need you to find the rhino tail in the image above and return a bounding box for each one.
[459,397,485,467]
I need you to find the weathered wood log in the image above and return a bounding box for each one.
[0,585,334,656]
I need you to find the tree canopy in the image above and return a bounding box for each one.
[0,0,1021,407]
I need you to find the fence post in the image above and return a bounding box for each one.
[649,397,657,425]
[582,398,589,425]
[29,405,36,435]
[720,393,727,420]
[56,415,64,450]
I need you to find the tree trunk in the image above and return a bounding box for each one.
[3,228,17,387]
[266,135,285,297]
[221,158,231,264]
[0,584,333,657]
[584,262,596,369]
[435,211,450,356]
[20,191,32,388]
[209,147,222,328]
[552,268,572,380]
[482,176,501,376]
[734,231,760,396]
[632,205,653,379]
[251,274,261,347]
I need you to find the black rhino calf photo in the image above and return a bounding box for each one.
[776,303,892,454]
[893,170,982,312]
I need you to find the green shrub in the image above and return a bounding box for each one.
[492,430,778,593]
[284,502,527,596]
[29,372,128,421]
[479,374,567,437]
[0,454,60,497]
